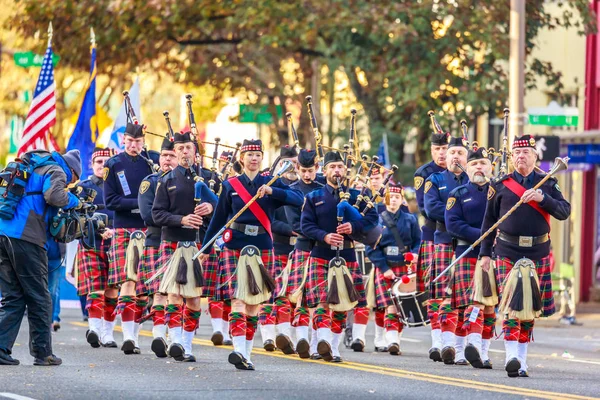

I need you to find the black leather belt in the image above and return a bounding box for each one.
[424,219,436,230]
[273,233,297,246]
[316,240,355,250]
[436,222,446,232]
[230,222,266,235]
[497,231,549,248]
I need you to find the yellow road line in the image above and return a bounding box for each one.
[70,322,597,400]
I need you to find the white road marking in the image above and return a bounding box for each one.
[0,393,39,400]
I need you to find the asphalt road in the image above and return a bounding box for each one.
[1,306,600,400]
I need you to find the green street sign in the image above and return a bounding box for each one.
[13,51,60,68]
[529,114,578,127]
[239,104,283,124]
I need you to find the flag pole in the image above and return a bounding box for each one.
[47,22,53,45]
[90,27,95,46]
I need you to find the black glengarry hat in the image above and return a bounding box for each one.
[280,145,298,159]
[298,149,317,168]
[323,151,344,167]
[124,122,145,138]
[173,131,193,144]
[467,147,489,162]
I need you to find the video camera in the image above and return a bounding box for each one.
[49,186,109,249]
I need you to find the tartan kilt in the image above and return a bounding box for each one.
[216,248,274,302]
[374,264,409,309]
[274,253,290,299]
[416,240,435,293]
[137,246,161,296]
[495,256,555,317]
[430,243,453,300]
[149,241,178,294]
[76,240,111,296]
[107,228,144,287]
[286,250,310,297]
[202,247,219,299]
[305,257,366,309]
[451,257,477,309]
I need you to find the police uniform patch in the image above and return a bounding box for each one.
[487,186,496,200]
[103,167,109,181]
[140,180,150,194]
[424,181,433,193]
[414,176,424,190]
[446,197,456,210]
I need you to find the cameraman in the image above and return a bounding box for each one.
[0,149,82,366]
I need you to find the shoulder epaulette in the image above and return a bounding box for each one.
[449,184,469,198]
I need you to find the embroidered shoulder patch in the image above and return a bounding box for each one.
[424,181,433,193]
[103,167,109,181]
[414,176,424,190]
[446,197,456,210]
[487,186,496,200]
[140,180,150,194]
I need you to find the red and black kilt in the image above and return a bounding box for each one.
[137,246,161,296]
[305,257,366,309]
[430,243,453,300]
[416,240,435,292]
[286,250,310,298]
[374,264,409,309]
[216,247,274,301]
[76,239,111,296]
[107,228,144,287]
[202,247,220,299]
[495,256,555,317]
[451,257,477,309]
[273,253,290,299]
[149,240,178,294]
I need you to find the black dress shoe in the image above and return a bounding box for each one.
[317,340,333,362]
[228,351,251,370]
[374,345,388,353]
[518,370,529,377]
[429,347,442,362]
[351,339,365,352]
[102,341,118,348]
[86,330,101,349]
[310,353,322,360]
[168,344,185,361]
[465,344,483,369]
[388,343,401,356]
[263,339,275,352]
[482,359,493,369]
[151,337,168,358]
[331,356,343,363]
[246,362,255,371]
[0,349,19,365]
[121,340,139,355]
[505,357,521,378]
[455,359,469,366]
[441,346,456,365]
[296,339,310,359]
[182,354,196,362]
[276,334,295,355]
[33,354,62,366]
[211,331,224,346]
[223,340,233,346]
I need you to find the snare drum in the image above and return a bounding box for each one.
[389,274,430,327]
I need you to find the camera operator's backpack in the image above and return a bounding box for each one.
[0,151,59,220]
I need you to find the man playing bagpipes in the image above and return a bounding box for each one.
[479,135,571,377]
[151,131,218,362]
[424,135,468,364]
[281,149,324,359]
[76,147,117,349]
[365,181,420,356]
[301,151,379,362]
[445,146,494,368]
[196,139,303,370]
[103,123,157,355]
[263,146,299,353]
[136,136,178,358]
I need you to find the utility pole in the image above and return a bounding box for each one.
[509,0,526,142]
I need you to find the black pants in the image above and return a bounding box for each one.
[0,236,52,358]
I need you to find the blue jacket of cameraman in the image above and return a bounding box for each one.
[0,150,81,248]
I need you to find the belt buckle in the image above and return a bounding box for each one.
[519,236,533,247]
[386,246,399,256]
[244,225,259,236]
[290,237,297,245]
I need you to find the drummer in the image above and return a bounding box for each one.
[365,181,420,355]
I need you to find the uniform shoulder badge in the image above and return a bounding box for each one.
[487,186,496,200]
[446,197,456,210]
[102,167,109,181]
[424,181,433,193]
[140,180,151,194]
[414,176,424,190]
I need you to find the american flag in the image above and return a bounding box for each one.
[18,43,59,156]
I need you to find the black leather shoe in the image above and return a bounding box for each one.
[482,359,493,369]
[351,339,365,352]
[441,346,456,365]
[102,341,118,348]
[518,370,529,378]
[182,354,196,362]
[317,340,333,362]
[388,343,401,356]
[33,354,62,366]
[374,345,388,352]
[121,339,138,355]
[505,357,521,378]
[263,339,275,352]
[429,347,442,362]
[296,339,310,359]
[465,344,483,369]
[310,353,322,360]
[211,331,224,346]
[246,362,255,371]
[228,351,251,370]
[0,349,19,365]
[276,334,295,355]
[86,330,101,349]
[168,343,185,361]
[331,356,343,363]
[151,337,168,358]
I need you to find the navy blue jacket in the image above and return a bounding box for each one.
[366,208,420,273]
[479,171,571,261]
[301,184,379,262]
[445,182,489,259]
[103,152,154,229]
[78,174,114,250]
[202,172,303,253]
[285,179,324,252]
[424,169,468,244]
[138,172,164,247]
[414,160,445,241]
